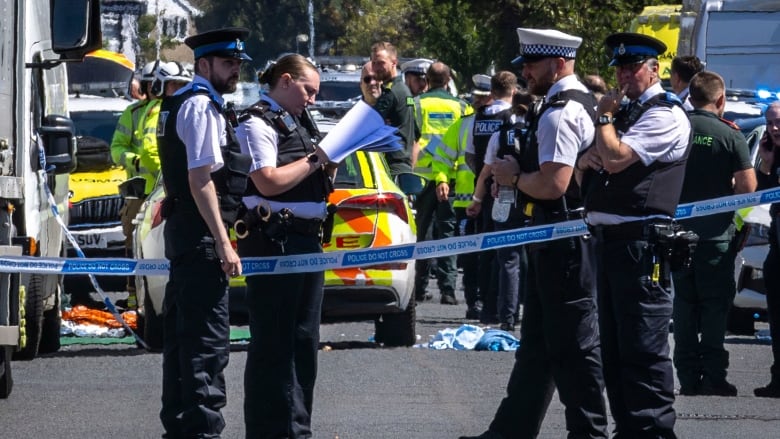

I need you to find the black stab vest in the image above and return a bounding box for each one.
[240,101,330,203]
[472,105,514,178]
[157,88,252,258]
[503,89,596,213]
[583,92,689,218]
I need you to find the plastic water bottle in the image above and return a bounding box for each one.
[492,185,514,222]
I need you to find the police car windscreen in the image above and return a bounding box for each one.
[71,111,124,144]
[317,81,361,101]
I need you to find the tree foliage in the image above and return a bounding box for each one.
[191,0,669,88]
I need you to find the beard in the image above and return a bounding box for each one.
[211,74,238,94]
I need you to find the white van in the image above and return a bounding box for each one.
[680,0,780,92]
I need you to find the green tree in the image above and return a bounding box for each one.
[136,14,179,67]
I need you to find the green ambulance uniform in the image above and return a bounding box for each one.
[672,109,753,393]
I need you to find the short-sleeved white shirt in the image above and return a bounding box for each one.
[536,75,595,168]
[620,82,691,165]
[173,75,225,172]
[235,96,327,219]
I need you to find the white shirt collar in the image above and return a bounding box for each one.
[637,82,665,104]
[545,74,586,102]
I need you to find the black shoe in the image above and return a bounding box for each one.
[480,314,500,325]
[440,294,458,305]
[415,292,433,302]
[754,381,780,398]
[499,322,515,332]
[459,431,505,439]
[699,378,737,397]
[465,306,481,319]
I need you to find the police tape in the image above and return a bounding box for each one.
[2,186,779,277]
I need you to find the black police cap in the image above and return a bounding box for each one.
[185,27,252,61]
[605,32,666,67]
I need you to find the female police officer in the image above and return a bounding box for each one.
[235,54,333,439]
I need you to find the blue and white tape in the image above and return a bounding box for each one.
[2,187,778,277]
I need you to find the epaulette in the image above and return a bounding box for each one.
[719,116,741,131]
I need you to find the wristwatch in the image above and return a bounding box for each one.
[596,113,614,126]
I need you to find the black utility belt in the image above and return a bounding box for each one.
[520,202,582,225]
[591,220,699,271]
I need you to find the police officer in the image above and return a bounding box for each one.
[413,61,472,304]
[673,71,756,396]
[577,32,691,438]
[465,72,517,324]
[401,57,432,97]
[461,28,608,439]
[235,53,333,439]
[755,101,780,398]
[156,27,252,438]
[432,74,496,318]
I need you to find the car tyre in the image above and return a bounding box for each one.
[375,294,416,347]
[140,277,164,352]
[14,274,45,360]
[0,346,13,398]
[37,281,62,354]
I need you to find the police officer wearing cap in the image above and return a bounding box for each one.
[577,32,691,438]
[235,53,333,439]
[156,27,252,438]
[401,57,432,97]
[465,72,517,324]
[461,28,608,439]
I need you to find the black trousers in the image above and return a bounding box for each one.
[593,232,677,439]
[455,206,481,307]
[238,229,324,439]
[413,181,457,297]
[161,244,230,438]
[763,219,780,383]
[489,236,608,439]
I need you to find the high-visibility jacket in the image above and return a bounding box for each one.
[432,115,476,208]
[110,99,148,177]
[414,88,472,180]
[135,99,162,194]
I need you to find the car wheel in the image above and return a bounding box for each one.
[37,280,62,354]
[0,346,13,398]
[14,274,45,360]
[727,307,756,335]
[140,277,164,352]
[375,294,416,347]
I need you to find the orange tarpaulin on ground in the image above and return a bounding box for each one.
[63,305,137,330]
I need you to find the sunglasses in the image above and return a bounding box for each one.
[362,75,377,84]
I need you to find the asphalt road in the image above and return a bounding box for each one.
[1,282,780,438]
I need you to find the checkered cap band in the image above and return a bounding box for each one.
[521,43,577,59]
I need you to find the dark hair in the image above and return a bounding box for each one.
[671,56,705,83]
[491,71,517,99]
[513,89,533,116]
[258,54,317,88]
[583,74,607,95]
[426,62,451,90]
[688,70,724,107]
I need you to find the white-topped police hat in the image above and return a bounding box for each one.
[401,58,434,76]
[472,74,491,96]
[512,28,583,65]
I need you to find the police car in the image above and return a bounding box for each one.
[133,146,418,350]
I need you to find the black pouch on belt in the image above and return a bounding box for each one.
[321,204,337,244]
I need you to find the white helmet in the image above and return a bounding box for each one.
[141,61,157,81]
[151,61,192,96]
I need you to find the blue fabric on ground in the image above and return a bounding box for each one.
[425,324,520,351]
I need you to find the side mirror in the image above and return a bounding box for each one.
[394,172,427,196]
[39,115,76,175]
[51,0,102,60]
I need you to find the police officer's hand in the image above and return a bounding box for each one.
[466,201,481,218]
[217,242,242,277]
[597,84,628,115]
[577,147,604,172]
[492,156,520,185]
[436,182,449,201]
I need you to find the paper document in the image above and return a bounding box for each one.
[318,100,403,163]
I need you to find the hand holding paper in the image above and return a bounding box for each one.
[317,100,403,163]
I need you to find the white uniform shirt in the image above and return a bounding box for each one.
[235,96,327,219]
[173,75,225,172]
[586,81,692,225]
[537,74,595,168]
